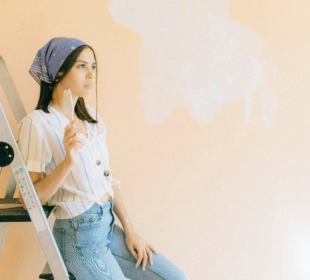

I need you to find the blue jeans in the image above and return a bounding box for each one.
[53,199,189,280]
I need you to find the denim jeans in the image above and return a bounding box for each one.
[53,199,189,280]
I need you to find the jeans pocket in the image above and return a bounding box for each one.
[74,213,102,230]
[73,213,107,247]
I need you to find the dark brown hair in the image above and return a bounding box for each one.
[35,45,98,124]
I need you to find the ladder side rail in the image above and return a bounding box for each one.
[0,171,17,256]
[0,55,29,258]
[0,102,69,280]
[0,56,70,280]
[0,56,27,123]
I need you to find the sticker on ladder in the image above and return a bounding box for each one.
[14,167,47,232]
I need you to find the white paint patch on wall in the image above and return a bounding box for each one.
[109,0,278,127]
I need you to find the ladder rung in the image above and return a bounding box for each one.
[39,273,76,280]
[39,274,54,280]
[39,260,76,279]
[0,198,54,222]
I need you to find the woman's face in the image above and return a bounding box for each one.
[56,47,96,99]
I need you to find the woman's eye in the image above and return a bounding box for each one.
[79,64,85,68]
[92,66,96,70]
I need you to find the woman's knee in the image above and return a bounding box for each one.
[170,269,190,280]
[180,272,190,280]
[110,224,190,280]
[156,271,189,280]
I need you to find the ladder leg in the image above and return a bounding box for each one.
[40,262,76,279]
[0,56,70,279]
[0,222,9,257]
[0,169,17,258]
[5,168,17,198]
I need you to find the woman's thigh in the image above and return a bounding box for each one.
[66,245,125,280]
[108,224,189,280]
[53,203,126,280]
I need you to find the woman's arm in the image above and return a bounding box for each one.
[112,184,135,234]
[19,159,75,208]
[112,184,158,271]
[19,120,85,208]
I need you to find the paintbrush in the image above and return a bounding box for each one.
[63,89,75,127]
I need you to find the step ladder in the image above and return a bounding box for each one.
[0,56,75,280]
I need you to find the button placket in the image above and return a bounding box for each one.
[95,158,111,183]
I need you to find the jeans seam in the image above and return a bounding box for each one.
[63,229,66,262]
[108,209,115,239]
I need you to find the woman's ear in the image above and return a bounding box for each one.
[54,71,64,83]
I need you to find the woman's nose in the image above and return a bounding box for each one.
[86,68,95,79]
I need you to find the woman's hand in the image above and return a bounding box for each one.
[125,230,158,271]
[63,119,85,166]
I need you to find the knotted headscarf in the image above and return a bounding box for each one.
[29,37,88,85]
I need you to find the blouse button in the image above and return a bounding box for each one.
[104,170,110,177]
[75,229,79,232]
[96,160,101,165]
[91,217,94,221]
[79,218,82,222]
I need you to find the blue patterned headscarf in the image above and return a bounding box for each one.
[29,37,88,85]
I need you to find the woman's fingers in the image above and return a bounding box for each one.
[146,242,158,254]
[64,120,76,138]
[128,246,138,260]
[135,247,143,268]
[64,120,85,140]
[135,244,151,271]
[146,247,153,265]
[69,142,83,150]
[129,241,156,270]
[68,135,85,146]
[142,247,148,271]
[65,131,85,143]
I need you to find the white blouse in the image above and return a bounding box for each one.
[17,104,120,219]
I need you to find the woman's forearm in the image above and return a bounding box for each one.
[28,159,74,205]
[112,184,135,235]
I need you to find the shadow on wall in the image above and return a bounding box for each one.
[108,0,278,126]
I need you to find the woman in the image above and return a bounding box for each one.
[17,37,189,280]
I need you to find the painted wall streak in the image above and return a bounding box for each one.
[109,0,278,126]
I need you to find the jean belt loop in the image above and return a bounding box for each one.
[71,216,76,228]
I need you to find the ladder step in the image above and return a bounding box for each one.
[0,198,54,222]
[39,274,54,280]
[39,262,76,279]
[39,273,76,279]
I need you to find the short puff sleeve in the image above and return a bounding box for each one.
[17,117,52,173]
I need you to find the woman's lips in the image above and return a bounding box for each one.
[84,85,92,89]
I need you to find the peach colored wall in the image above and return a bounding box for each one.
[0,0,310,279]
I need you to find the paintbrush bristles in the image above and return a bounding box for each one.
[64,89,74,122]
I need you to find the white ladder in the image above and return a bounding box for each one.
[0,55,73,280]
